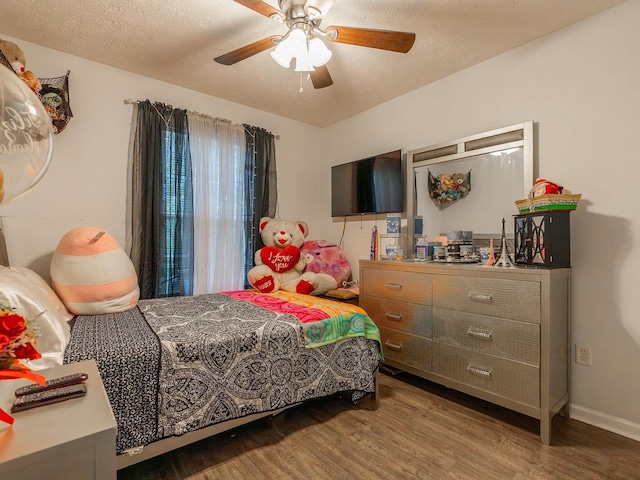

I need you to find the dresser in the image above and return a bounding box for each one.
[360,259,570,445]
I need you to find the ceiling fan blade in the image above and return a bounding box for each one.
[310,65,333,89]
[325,26,416,53]
[214,35,280,65]
[233,0,284,20]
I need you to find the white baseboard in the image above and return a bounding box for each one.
[569,404,640,442]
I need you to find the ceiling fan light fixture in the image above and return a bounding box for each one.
[270,29,302,68]
[308,37,332,67]
[270,43,292,68]
[218,0,416,90]
[306,6,322,20]
[272,27,325,72]
[294,55,315,72]
[287,28,308,58]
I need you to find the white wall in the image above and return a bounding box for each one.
[2,0,639,441]
[314,1,640,439]
[0,35,322,279]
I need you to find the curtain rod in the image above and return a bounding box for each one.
[124,99,279,140]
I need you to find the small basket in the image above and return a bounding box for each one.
[515,193,581,214]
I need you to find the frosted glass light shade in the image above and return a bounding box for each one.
[309,37,332,67]
[271,29,332,72]
[287,29,308,59]
[294,55,315,72]
[271,45,292,68]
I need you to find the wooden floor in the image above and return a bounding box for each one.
[118,371,640,480]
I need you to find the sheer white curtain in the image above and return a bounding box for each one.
[188,113,246,294]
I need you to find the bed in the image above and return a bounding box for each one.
[0,266,381,469]
[61,289,382,469]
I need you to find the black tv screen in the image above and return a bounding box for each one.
[331,150,403,217]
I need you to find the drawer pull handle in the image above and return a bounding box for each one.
[384,341,402,352]
[385,312,403,322]
[467,365,492,377]
[385,282,403,290]
[468,292,492,302]
[467,328,492,339]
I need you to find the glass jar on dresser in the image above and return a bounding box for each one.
[359,259,570,445]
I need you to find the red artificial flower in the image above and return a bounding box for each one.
[12,342,41,360]
[0,305,41,367]
[0,313,27,339]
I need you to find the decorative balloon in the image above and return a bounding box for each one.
[0,66,53,206]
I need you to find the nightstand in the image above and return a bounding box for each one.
[0,359,117,480]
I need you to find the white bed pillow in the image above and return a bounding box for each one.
[19,267,74,323]
[0,266,72,370]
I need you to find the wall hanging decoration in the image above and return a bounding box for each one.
[428,170,471,207]
[37,71,73,134]
[0,40,72,135]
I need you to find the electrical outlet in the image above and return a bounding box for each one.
[576,344,592,366]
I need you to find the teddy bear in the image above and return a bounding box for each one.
[247,217,337,295]
[0,38,42,93]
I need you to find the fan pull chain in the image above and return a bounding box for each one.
[299,71,304,93]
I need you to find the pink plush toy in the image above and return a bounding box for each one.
[247,217,337,295]
[50,226,139,315]
[301,240,351,287]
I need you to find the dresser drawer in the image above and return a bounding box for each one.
[361,267,431,304]
[433,308,540,366]
[432,342,540,408]
[378,326,431,372]
[361,296,432,338]
[433,275,540,324]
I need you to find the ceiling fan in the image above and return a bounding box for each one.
[214,0,416,89]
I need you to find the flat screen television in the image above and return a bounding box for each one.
[331,149,404,217]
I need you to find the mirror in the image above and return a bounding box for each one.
[414,148,524,237]
[406,122,533,251]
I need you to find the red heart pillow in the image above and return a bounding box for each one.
[260,246,300,273]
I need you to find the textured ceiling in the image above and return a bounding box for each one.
[0,0,625,127]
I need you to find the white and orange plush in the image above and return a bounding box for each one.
[50,226,139,315]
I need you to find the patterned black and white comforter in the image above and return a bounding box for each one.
[65,293,380,454]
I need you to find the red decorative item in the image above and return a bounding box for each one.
[0,303,46,425]
[531,178,563,197]
[260,245,301,273]
[295,280,314,295]
[253,275,276,293]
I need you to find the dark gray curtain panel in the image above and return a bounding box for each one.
[243,126,277,285]
[130,101,194,299]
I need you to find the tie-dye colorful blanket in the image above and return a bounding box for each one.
[223,290,381,349]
